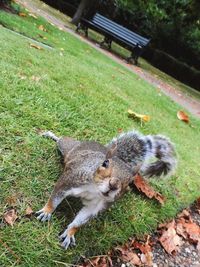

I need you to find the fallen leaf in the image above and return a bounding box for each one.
[131,240,151,254]
[4,209,18,226]
[85,256,110,267]
[177,110,189,123]
[25,206,33,215]
[177,217,200,245]
[19,12,27,17]
[133,174,165,205]
[30,43,42,50]
[116,245,141,266]
[159,220,182,254]
[6,195,17,206]
[90,256,100,266]
[131,239,153,266]
[31,75,41,82]
[38,25,47,32]
[128,109,150,122]
[140,252,153,266]
[29,13,37,19]
[118,128,123,133]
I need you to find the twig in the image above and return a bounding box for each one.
[53,260,82,267]
[0,238,21,263]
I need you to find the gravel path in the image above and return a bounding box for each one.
[17,0,200,119]
[148,205,200,267]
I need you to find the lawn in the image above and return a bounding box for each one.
[0,4,200,267]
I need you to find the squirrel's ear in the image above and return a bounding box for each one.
[106,142,117,159]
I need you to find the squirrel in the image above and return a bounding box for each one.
[36,130,177,249]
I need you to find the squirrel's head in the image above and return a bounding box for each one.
[94,142,122,199]
[94,142,117,183]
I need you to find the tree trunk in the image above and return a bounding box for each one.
[71,0,100,25]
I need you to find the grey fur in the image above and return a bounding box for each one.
[107,130,177,178]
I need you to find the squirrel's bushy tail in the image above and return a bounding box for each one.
[142,135,177,177]
[107,131,177,178]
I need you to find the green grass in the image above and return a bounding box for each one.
[0,5,200,267]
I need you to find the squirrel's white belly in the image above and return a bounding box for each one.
[67,181,116,203]
[68,184,102,199]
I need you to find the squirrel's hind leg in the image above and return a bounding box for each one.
[42,131,80,157]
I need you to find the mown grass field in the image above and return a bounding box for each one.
[0,4,200,267]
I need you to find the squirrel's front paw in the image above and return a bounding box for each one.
[36,208,52,222]
[59,228,76,249]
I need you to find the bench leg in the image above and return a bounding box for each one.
[100,37,112,50]
[76,23,88,37]
[75,23,81,33]
[127,49,140,65]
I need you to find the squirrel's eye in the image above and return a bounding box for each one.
[102,159,109,168]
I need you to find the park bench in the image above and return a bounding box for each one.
[76,12,150,64]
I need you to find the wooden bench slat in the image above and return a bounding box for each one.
[92,18,144,47]
[83,19,137,48]
[94,13,149,45]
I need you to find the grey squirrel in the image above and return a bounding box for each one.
[36,130,177,249]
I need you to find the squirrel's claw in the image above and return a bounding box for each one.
[36,209,52,222]
[59,230,76,249]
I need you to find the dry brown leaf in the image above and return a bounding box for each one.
[4,209,18,226]
[177,110,189,123]
[25,206,33,215]
[19,12,27,17]
[176,210,200,247]
[116,246,141,266]
[30,43,42,50]
[6,195,17,206]
[133,174,165,205]
[117,128,123,133]
[140,252,153,266]
[38,25,47,32]
[87,256,110,267]
[176,220,188,239]
[121,251,141,266]
[128,109,150,122]
[31,75,41,82]
[179,220,200,244]
[131,240,153,266]
[177,209,191,220]
[159,221,182,254]
[131,240,151,254]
